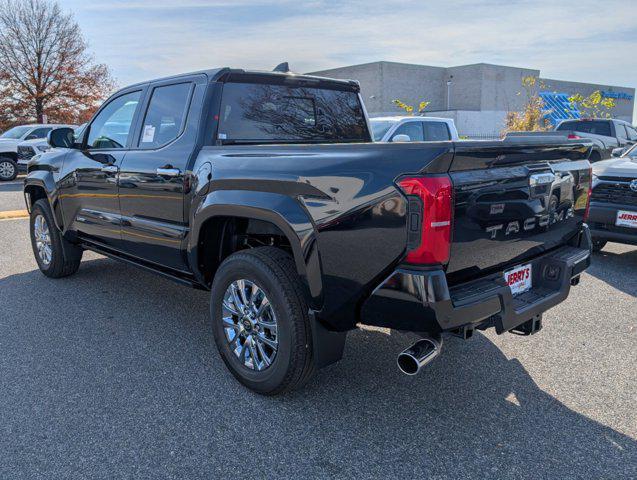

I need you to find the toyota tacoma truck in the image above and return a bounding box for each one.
[588,143,637,250]
[23,67,593,394]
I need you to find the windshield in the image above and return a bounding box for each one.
[1,126,32,139]
[370,120,395,141]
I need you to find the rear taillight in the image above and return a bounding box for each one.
[567,134,581,139]
[398,175,453,265]
[583,167,593,222]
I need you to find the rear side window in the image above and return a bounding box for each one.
[556,120,611,137]
[218,82,368,144]
[616,124,628,140]
[423,122,450,141]
[87,91,141,149]
[139,82,192,148]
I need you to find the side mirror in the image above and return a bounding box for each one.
[611,147,624,158]
[392,134,411,143]
[25,134,38,140]
[47,127,75,149]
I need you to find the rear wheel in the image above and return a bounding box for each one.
[210,247,315,395]
[592,238,607,252]
[29,199,83,278]
[0,157,17,181]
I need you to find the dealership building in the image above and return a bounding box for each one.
[309,61,636,137]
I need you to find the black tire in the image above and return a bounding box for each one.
[210,247,315,395]
[592,238,607,252]
[0,157,18,181]
[30,198,83,278]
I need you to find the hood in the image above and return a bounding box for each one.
[593,157,637,179]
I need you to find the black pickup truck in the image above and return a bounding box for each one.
[24,67,593,394]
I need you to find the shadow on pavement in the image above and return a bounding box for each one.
[0,181,23,193]
[588,245,637,297]
[0,257,634,479]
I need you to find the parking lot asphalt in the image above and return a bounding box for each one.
[0,187,636,479]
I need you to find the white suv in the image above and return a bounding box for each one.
[0,124,74,181]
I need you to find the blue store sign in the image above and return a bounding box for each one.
[601,91,634,100]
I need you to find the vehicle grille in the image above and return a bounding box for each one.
[591,181,637,206]
[17,146,36,161]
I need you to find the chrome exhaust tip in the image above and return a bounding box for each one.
[397,335,443,375]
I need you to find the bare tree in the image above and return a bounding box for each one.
[0,0,115,129]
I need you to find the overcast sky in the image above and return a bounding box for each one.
[59,0,637,122]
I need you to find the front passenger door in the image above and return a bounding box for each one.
[59,89,144,249]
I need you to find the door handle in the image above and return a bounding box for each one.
[101,165,118,173]
[156,167,181,177]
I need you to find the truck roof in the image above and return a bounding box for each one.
[124,67,360,91]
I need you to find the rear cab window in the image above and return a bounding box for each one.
[556,120,612,137]
[217,80,369,144]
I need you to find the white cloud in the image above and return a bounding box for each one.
[61,0,637,121]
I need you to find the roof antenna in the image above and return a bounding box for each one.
[273,62,290,73]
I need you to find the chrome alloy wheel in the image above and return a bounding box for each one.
[34,214,53,265]
[222,279,278,371]
[0,160,15,180]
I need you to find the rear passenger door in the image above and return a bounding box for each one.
[118,75,205,271]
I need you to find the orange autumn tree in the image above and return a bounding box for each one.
[0,0,115,131]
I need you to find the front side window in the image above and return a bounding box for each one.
[626,125,637,141]
[139,82,192,148]
[218,82,368,144]
[86,91,141,149]
[27,127,52,140]
[391,122,424,142]
[423,122,451,141]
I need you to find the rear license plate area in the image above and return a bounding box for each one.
[504,263,532,295]
[616,210,637,229]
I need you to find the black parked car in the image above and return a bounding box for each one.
[24,67,593,394]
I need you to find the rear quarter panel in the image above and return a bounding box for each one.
[190,142,453,330]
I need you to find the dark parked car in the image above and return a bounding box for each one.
[24,67,593,394]
[588,143,637,250]
[507,118,637,163]
[555,118,637,161]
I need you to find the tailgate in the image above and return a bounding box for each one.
[446,140,592,285]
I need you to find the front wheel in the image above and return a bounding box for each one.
[29,199,83,277]
[210,247,315,395]
[0,157,18,181]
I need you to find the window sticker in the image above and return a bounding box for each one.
[142,125,156,143]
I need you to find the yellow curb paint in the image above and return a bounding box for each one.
[0,209,29,220]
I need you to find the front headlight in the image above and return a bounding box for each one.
[36,145,50,152]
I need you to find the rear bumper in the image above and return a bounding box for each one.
[360,225,592,335]
[588,202,637,245]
